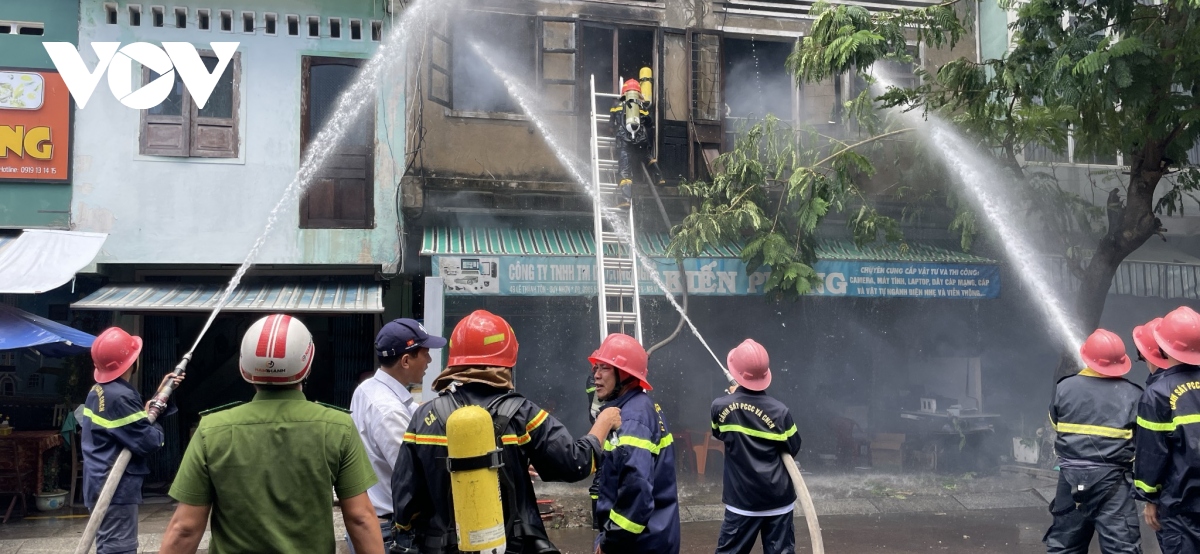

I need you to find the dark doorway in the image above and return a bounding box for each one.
[723,37,795,122]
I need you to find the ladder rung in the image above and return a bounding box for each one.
[596,92,620,98]
[597,137,616,144]
[605,284,636,295]
[606,312,639,323]
[601,231,627,243]
[603,259,634,269]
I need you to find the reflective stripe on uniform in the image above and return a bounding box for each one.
[585,387,596,393]
[713,423,799,442]
[1134,480,1162,494]
[82,407,148,429]
[403,432,448,446]
[603,433,674,454]
[1052,421,1132,439]
[526,410,549,433]
[608,510,646,534]
[1136,414,1200,432]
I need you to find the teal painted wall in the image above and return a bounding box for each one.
[0,0,78,229]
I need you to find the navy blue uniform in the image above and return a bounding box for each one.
[1135,364,1200,553]
[1044,369,1143,554]
[594,389,680,554]
[710,389,803,554]
[81,379,166,554]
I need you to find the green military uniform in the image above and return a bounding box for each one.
[169,389,376,554]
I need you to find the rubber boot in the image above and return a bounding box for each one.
[647,159,666,186]
[616,179,632,209]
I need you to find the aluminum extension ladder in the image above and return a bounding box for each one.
[589,75,643,344]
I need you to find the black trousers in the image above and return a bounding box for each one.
[616,137,662,184]
[715,509,795,554]
[1043,466,1141,554]
[1159,512,1200,554]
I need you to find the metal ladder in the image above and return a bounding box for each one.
[589,75,643,344]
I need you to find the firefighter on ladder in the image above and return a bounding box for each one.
[390,310,621,554]
[1043,329,1143,554]
[1134,306,1200,553]
[611,73,664,209]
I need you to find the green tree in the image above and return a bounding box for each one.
[674,0,1200,378]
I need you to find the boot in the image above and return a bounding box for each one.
[647,159,666,186]
[615,179,632,209]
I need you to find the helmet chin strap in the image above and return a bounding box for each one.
[600,376,638,403]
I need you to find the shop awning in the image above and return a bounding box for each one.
[0,230,107,294]
[0,303,95,357]
[72,281,384,313]
[421,226,1000,298]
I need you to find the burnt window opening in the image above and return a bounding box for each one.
[128,5,142,26]
[308,16,320,38]
[175,7,187,28]
[265,13,277,35]
[219,10,232,32]
[329,18,341,39]
[242,12,255,33]
[104,3,118,25]
[141,53,240,158]
[287,15,299,36]
[197,9,210,30]
[151,6,164,28]
[300,57,374,229]
[448,12,536,113]
[581,25,654,95]
[723,38,794,121]
[371,20,382,42]
[350,19,361,40]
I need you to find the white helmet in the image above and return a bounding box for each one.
[239,314,315,385]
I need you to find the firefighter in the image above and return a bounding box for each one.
[1132,317,1171,552]
[1043,328,1143,554]
[710,339,803,554]
[611,78,664,209]
[159,314,383,554]
[82,327,183,554]
[586,371,604,529]
[390,310,621,554]
[1135,306,1200,553]
[590,333,680,554]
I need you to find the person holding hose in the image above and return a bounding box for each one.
[390,310,620,554]
[1043,329,1143,554]
[82,327,184,554]
[590,333,680,554]
[710,339,802,554]
[1132,317,1171,551]
[158,314,383,554]
[1134,306,1200,552]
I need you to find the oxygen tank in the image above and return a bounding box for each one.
[446,406,506,554]
[639,67,653,104]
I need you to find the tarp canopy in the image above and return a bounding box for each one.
[0,303,95,357]
[0,230,107,294]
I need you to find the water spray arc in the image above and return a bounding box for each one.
[72,1,448,551]
[468,41,734,383]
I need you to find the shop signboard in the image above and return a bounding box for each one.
[432,255,1001,299]
[0,69,71,182]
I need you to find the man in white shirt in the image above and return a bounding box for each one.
[348,318,446,553]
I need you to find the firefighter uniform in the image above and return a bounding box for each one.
[710,388,803,554]
[1134,364,1200,553]
[81,379,167,554]
[594,389,681,554]
[392,382,601,554]
[1044,368,1143,554]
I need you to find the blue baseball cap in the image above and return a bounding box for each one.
[375,318,447,357]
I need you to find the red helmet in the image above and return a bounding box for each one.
[447,310,518,368]
[1153,306,1200,365]
[589,333,650,390]
[1079,328,1131,377]
[1133,318,1170,368]
[92,327,143,384]
[621,79,640,95]
[728,339,771,391]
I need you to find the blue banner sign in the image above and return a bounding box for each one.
[431,255,1000,298]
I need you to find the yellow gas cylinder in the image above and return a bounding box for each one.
[447,405,506,554]
[639,67,653,104]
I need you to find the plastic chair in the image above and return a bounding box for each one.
[692,431,724,476]
[0,441,30,523]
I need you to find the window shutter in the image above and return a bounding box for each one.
[538,17,577,115]
[140,66,189,156]
[428,25,453,108]
[190,54,240,158]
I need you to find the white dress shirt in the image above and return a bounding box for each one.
[350,368,417,517]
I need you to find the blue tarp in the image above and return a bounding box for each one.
[0,304,95,357]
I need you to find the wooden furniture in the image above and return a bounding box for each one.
[0,440,31,523]
[0,431,64,500]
